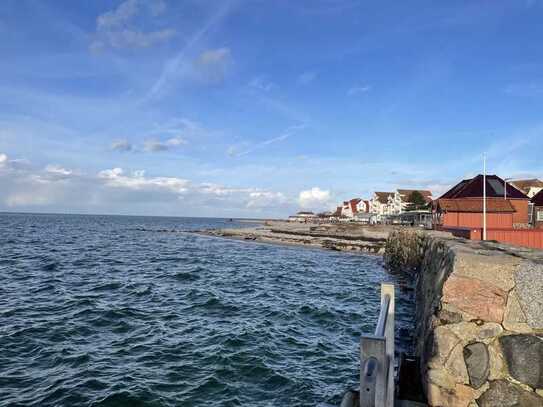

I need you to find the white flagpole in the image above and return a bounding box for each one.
[483,153,487,241]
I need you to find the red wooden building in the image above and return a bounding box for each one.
[434,174,530,229]
[435,198,515,229]
[433,175,543,250]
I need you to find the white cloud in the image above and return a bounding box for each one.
[347,85,371,96]
[298,187,333,210]
[45,164,72,176]
[98,167,189,193]
[165,137,187,146]
[298,71,317,85]
[0,154,293,217]
[248,76,276,92]
[91,0,175,51]
[111,139,133,152]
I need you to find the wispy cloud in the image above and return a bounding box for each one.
[192,47,233,84]
[90,0,175,52]
[111,139,133,152]
[227,124,306,157]
[248,76,276,92]
[143,137,187,152]
[347,85,371,96]
[298,71,317,85]
[146,1,235,99]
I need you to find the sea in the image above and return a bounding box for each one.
[0,213,415,406]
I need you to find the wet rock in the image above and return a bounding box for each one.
[463,342,489,389]
[477,380,543,407]
[515,262,543,329]
[442,276,507,323]
[499,334,543,389]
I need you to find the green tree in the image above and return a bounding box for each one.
[406,191,428,211]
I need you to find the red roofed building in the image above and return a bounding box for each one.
[342,198,365,218]
[434,174,530,229]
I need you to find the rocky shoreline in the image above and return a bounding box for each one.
[195,221,395,254]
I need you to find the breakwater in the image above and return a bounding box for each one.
[385,229,543,406]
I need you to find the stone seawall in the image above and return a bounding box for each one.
[386,230,543,406]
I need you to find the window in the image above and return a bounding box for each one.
[488,179,505,196]
[538,210,543,222]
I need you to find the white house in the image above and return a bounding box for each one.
[356,199,370,213]
[342,198,362,218]
[389,189,433,214]
[370,192,394,216]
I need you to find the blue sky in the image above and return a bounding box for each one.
[1,0,543,217]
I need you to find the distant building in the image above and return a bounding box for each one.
[342,198,362,218]
[288,211,318,223]
[370,192,394,216]
[531,189,543,229]
[389,189,433,214]
[510,179,543,198]
[357,199,370,213]
[434,174,530,229]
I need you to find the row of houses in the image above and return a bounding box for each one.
[288,189,435,223]
[288,177,543,231]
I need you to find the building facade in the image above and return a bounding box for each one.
[434,174,530,229]
[370,192,394,216]
[389,189,433,214]
[532,189,543,229]
[510,179,543,199]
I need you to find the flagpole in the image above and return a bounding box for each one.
[483,153,487,241]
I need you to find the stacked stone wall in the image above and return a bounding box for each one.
[386,230,543,406]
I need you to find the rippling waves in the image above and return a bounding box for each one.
[0,213,415,406]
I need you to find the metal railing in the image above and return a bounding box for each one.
[359,283,395,407]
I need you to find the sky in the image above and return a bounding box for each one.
[1,0,543,218]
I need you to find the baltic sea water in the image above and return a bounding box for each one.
[0,213,414,406]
